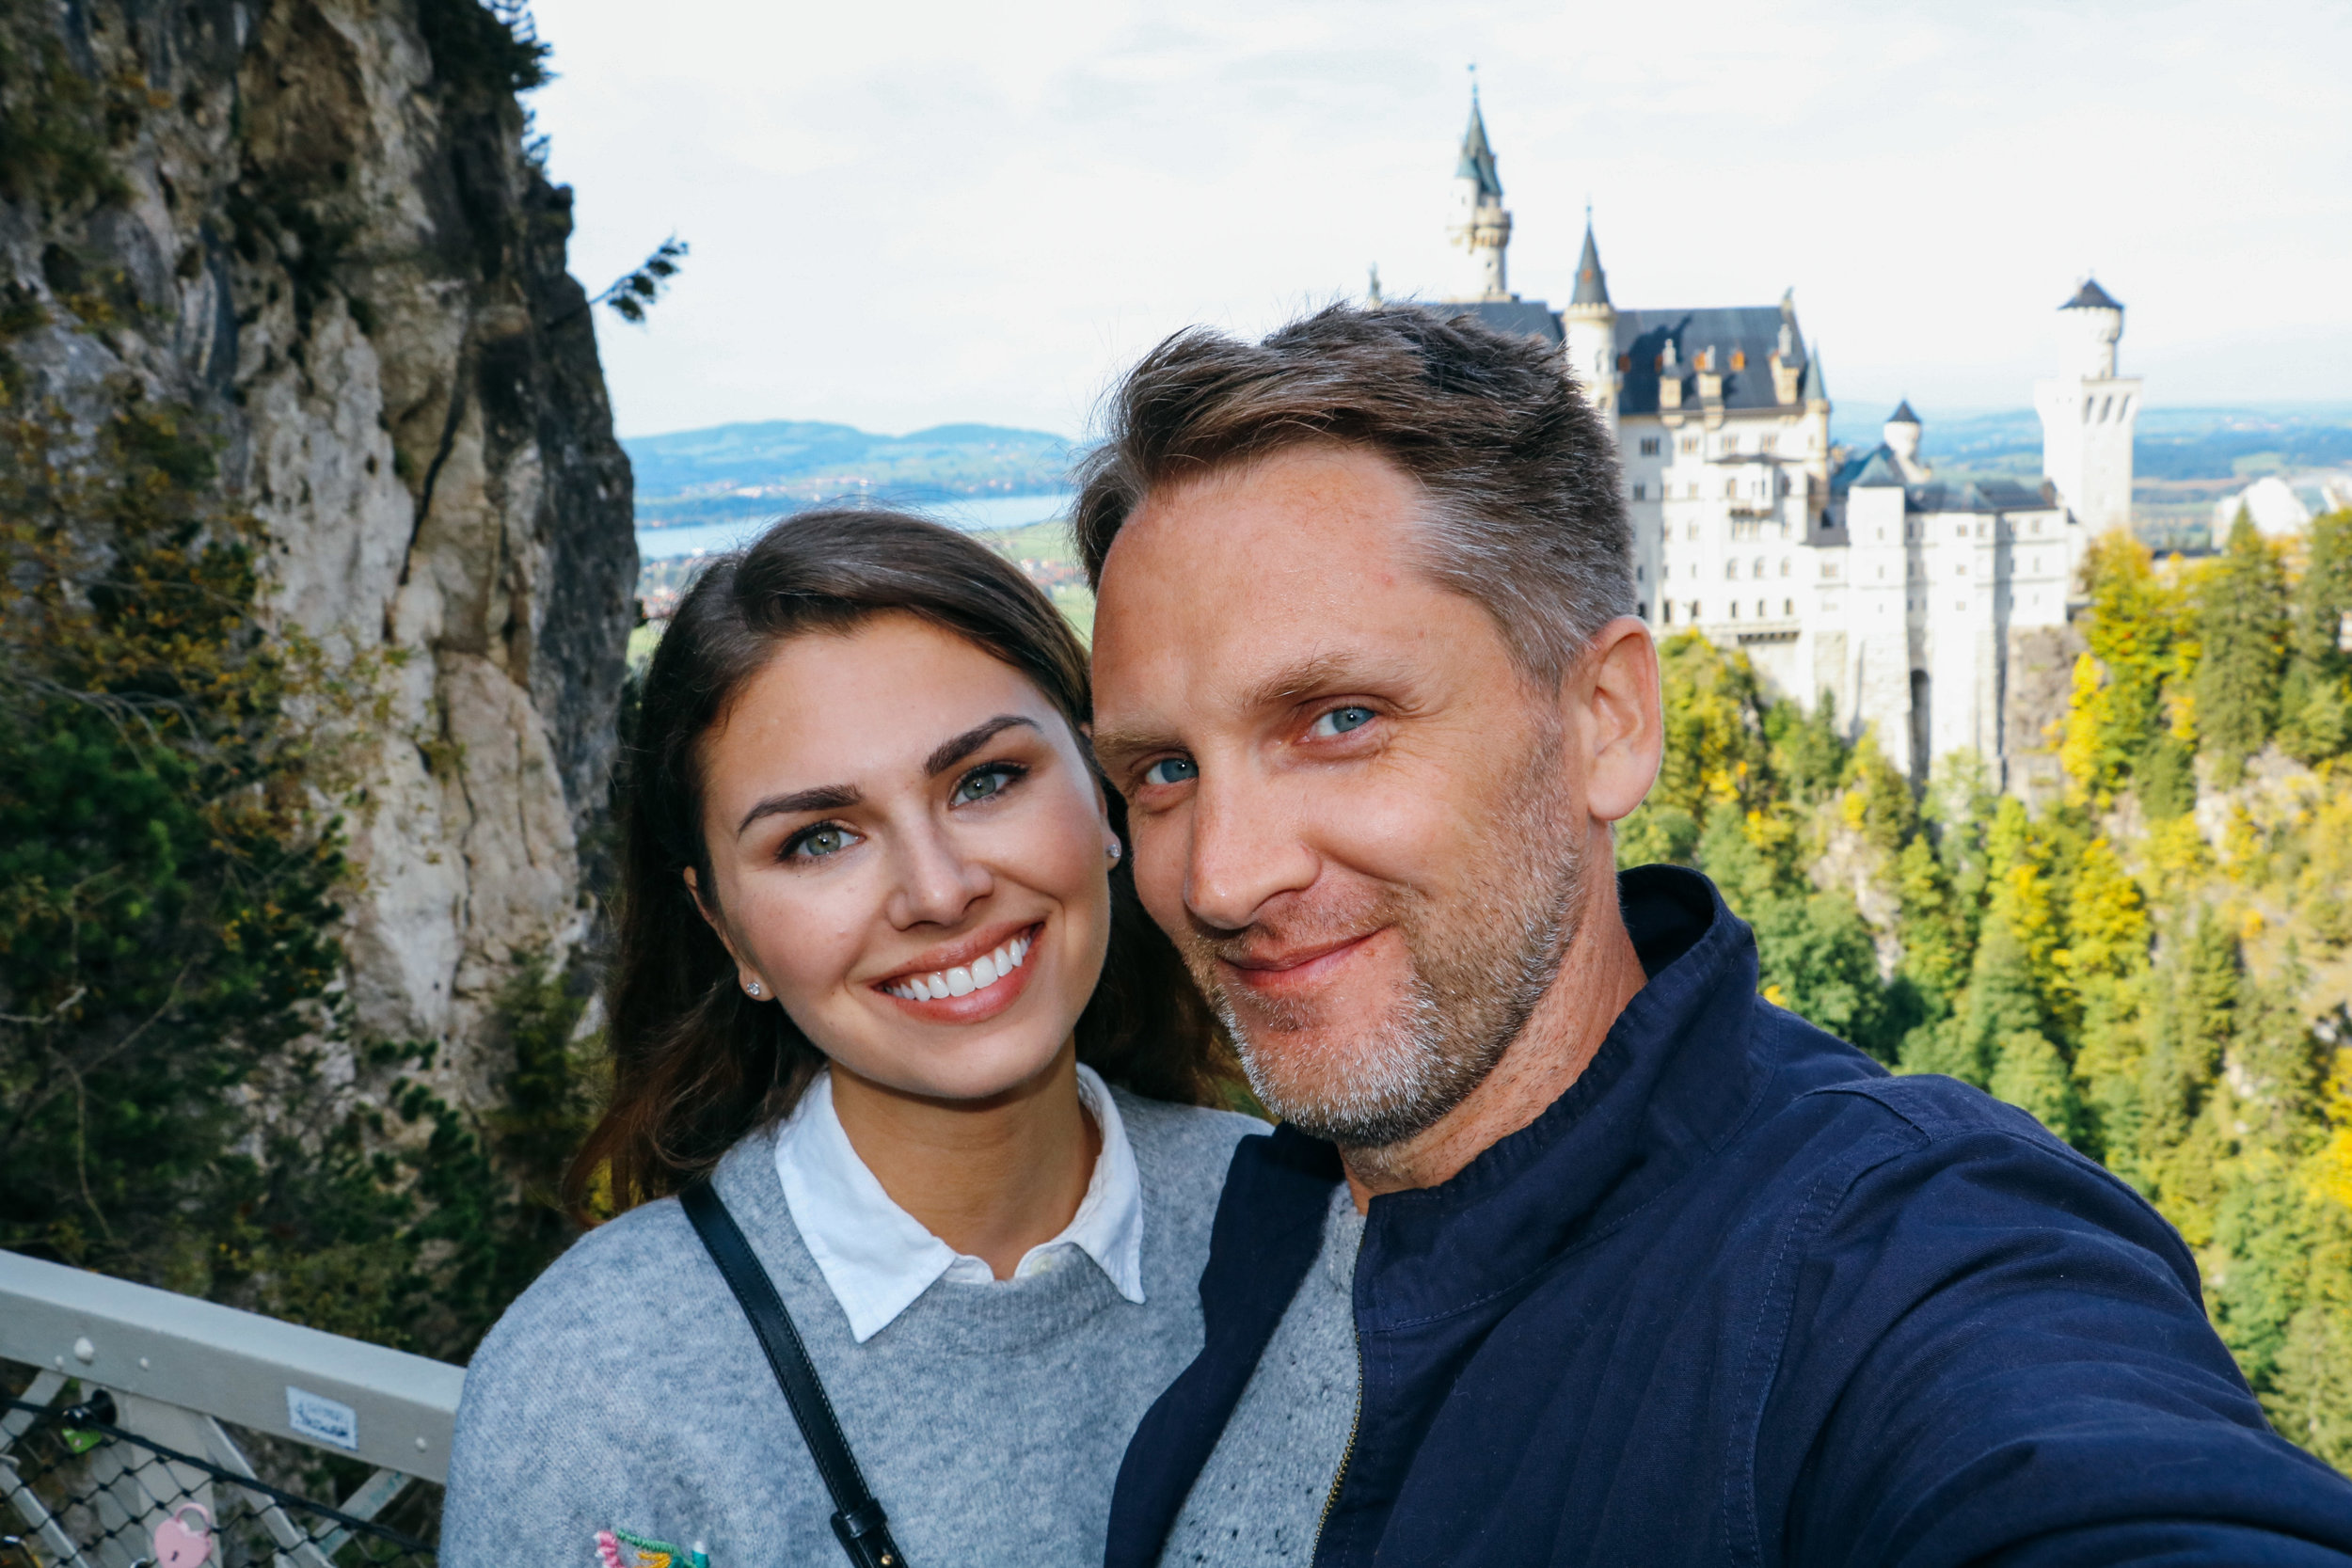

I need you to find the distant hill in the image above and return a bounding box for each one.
[1830,404,2352,482]
[623,420,1074,528]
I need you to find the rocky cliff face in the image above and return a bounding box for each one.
[1,0,635,1102]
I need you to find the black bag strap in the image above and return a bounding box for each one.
[679,1180,909,1568]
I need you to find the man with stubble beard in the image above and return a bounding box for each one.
[1078,305,2352,1567]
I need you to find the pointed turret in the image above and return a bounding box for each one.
[1456,96,1502,200]
[1563,209,1617,422]
[1570,215,1610,307]
[1446,88,1513,302]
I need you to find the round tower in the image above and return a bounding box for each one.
[1563,212,1617,419]
[2058,277,2123,379]
[1884,400,1927,481]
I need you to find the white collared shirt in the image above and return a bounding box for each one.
[771,1062,1147,1342]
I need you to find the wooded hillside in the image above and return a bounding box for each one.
[1625,509,2352,1470]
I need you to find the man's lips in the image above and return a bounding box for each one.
[1218,929,1386,994]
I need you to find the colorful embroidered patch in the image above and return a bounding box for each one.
[594,1528,707,1568]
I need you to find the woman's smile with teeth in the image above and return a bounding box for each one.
[884,931,1034,1002]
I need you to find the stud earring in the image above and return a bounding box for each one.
[1106,839,1122,863]
[745,980,763,998]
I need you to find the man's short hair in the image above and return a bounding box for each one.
[1073,303,1634,684]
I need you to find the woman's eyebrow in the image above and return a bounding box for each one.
[926,714,1038,778]
[737,783,862,837]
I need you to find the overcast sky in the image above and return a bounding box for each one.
[526,0,2348,442]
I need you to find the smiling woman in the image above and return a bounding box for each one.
[440,510,1260,1568]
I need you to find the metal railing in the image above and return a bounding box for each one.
[0,1253,464,1568]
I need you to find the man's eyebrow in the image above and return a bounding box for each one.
[925,714,1038,778]
[1089,721,1174,774]
[1236,652,1371,714]
[737,783,862,837]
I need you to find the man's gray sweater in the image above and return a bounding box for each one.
[442,1092,1263,1568]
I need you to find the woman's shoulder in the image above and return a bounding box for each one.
[460,1196,707,1408]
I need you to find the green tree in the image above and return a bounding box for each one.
[2194,511,2289,786]
[2279,509,2352,765]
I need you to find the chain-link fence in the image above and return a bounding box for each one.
[2,1370,437,1568]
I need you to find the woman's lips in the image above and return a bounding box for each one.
[874,922,1042,1024]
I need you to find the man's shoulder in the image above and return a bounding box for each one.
[1114,1088,1269,1180]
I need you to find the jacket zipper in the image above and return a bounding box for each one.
[1311,1330,1364,1561]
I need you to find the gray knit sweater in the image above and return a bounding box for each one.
[442,1092,1263,1568]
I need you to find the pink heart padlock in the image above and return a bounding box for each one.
[152,1502,213,1568]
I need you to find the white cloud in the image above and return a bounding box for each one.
[527,0,2351,438]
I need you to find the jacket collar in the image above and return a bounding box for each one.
[1348,864,1768,1330]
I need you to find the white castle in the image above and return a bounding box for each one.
[1432,97,2139,786]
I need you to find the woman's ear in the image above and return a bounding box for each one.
[684,867,740,959]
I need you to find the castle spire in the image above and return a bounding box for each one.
[1456,94,1502,200]
[1446,84,1513,302]
[1570,212,1610,307]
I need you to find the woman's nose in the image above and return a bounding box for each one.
[885,818,993,928]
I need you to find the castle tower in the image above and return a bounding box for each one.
[1884,400,1928,481]
[2033,278,2140,535]
[1563,214,1617,420]
[1447,93,1513,302]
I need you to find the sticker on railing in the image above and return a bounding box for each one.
[285,1386,359,1449]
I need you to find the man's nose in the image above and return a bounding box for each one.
[1184,768,1318,932]
[885,816,993,929]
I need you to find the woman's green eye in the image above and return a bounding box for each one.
[1311,705,1375,738]
[1143,756,1199,786]
[790,825,852,860]
[954,766,1017,803]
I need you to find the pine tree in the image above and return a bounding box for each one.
[2194,511,2289,786]
[2280,508,2352,764]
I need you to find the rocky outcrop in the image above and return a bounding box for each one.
[1,0,635,1103]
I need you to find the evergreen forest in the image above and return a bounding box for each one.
[1618,508,2352,1472]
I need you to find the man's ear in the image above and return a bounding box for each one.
[1570,616,1663,825]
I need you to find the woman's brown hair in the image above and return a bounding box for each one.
[567,507,1232,1215]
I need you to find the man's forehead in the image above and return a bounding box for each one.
[1094,448,1426,670]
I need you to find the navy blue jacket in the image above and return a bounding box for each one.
[1107,865,2352,1566]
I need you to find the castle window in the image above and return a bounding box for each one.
[1956,563,1966,578]
[1784,599,1793,616]
[1688,523,1698,541]
[1680,436,1699,454]
[1662,600,1674,624]
[1729,601,1740,619]
[1689,483,1700,499]
[1636,564,1645,581]
[1731,350,1747,371]
[1755,557,1767,578]
[1640,436,1661,456]
[1691,601,1701,621]
[1726,561,1739,580]
[1760,434,1776,452]
[1756,599,1766,617]
[1725,481,1738,499]
[1780,558,1791,578]
[1633,483,1646,500]
[1639,601,1649,619]
[1723,434,1740,454]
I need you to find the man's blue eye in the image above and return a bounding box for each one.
[1143,756,1199,786]
[1311,705,1375,737]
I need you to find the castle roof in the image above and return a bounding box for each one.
[1841,448,1908,490]
[2063,278,2122,311]
[1456,99,1502,199]
[1888,399,1920,425]
[1571,221,1610,307]
[1801,348,1827,403]
[1832,450,2058,514]
[1613,307,1804,415]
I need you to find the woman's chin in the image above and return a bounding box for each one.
[831,1030,1077,1111]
